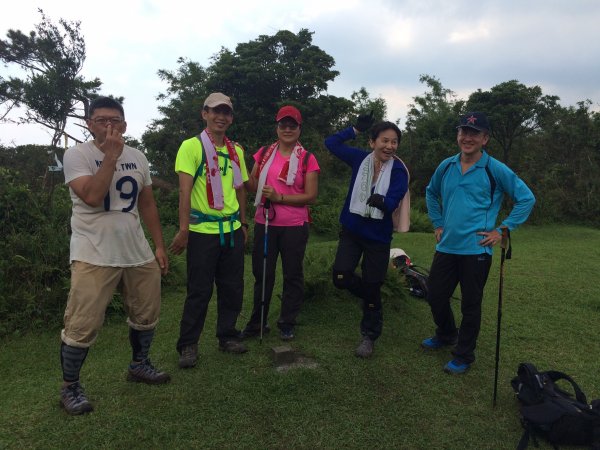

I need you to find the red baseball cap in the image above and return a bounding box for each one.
[276,105,302,124]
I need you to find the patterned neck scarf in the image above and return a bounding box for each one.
[200,129,243,210]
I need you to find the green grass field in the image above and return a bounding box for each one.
[1,225,599,449]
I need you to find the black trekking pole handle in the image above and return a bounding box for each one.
[493,227,509,407]
[260,199,271,344]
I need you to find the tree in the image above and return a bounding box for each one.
[143,29,353,181]
[465,80,559,166]
[344,87,388,146]
[142,58,209,179]
[402,75,464,193]
[351,87,387,120]
[0,9,102,146]
[0,80,18,121]
[524,101,600,224]
[202,28,351,150]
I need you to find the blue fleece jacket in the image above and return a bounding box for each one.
[324,127,409,243]
[426,151,535,255]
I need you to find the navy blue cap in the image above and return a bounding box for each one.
[457,112,490,132]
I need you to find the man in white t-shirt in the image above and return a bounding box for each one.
[59,96,170,415]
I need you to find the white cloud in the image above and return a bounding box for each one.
[448,24,491,44]
[2,0,600,145]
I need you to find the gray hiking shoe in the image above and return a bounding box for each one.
[355,337,374,358]
[127,359,171,384]
[219,340,248,354]
[280,327,295,341]
[60,381,93,415]
[178,344,198,369]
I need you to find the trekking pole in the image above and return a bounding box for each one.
[260,199,271,344]
[493,226,511,407]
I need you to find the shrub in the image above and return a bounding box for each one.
[0,169,71,336]
[303,244,337,301]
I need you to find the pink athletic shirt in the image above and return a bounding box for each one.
[254,149,320,226]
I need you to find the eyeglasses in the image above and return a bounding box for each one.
[91,117,124,125]
[277,122,299,131]
[209,106,233,117]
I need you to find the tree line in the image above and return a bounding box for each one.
[2,11,599,225]
[1,12,599,336]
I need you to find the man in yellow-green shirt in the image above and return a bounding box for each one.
[169,92,249,368]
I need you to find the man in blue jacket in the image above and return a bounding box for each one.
[422,111,535,374]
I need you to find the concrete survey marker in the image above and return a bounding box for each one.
[271,345,318,372]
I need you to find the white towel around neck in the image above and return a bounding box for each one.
[349,152,393,220]
[254,142,303,207]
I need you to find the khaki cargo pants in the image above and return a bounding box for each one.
[61,260,161,348]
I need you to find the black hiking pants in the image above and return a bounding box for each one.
[332,228,390,341]
[176,229,245,352]
[427,251,492,364]
[246,223,309,332]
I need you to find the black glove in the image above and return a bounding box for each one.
[354,110,375,132]
[366,194,385,211]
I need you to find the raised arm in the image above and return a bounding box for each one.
[68,127,124,206]
[324,126,365,165]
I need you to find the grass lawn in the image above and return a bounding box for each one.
[1,225,599,449]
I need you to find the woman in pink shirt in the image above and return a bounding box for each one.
[241,106,320,340]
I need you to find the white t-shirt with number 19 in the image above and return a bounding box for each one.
[63,141,155,267]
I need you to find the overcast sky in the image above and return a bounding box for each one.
[1,0,599,146]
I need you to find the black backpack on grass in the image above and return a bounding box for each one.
[511,362,600,450]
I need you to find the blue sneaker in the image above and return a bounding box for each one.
[421,336,457,350]
[443,359,471,374]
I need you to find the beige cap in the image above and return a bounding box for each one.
[204,92,233,110]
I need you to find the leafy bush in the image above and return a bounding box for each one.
[303,244,337,301]
[406,196,432,233]
[0,168,71,336]
[309,166,347,237]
